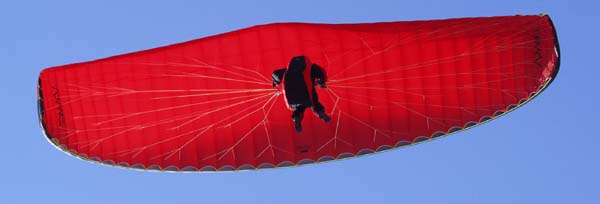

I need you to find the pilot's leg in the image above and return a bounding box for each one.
[291,106,306,133]
[311,87,330,122]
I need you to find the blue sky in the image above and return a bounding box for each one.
[1,0,598,203]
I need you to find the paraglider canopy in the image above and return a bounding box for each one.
[38,14,559,171]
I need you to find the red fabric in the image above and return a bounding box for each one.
[38,15,559,171]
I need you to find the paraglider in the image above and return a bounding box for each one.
[38,14,559,171]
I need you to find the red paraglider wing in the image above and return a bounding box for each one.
[38,15,559,171]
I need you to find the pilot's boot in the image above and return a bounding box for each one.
[292,111,304,133]
[316,111,331,122]
[294,117,302,133]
